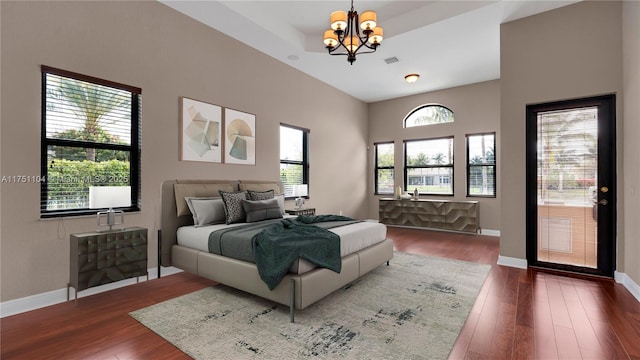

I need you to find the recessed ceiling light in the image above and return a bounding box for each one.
[287,54,300,61]
[404,74,420,83]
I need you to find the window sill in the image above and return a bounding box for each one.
[40,208,141,220]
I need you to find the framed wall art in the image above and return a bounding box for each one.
[180,97,222,163]
[224,108,256,165]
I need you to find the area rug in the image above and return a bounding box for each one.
[130,252,490,359]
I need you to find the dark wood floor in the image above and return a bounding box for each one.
[2,227,639,359]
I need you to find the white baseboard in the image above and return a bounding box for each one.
[615,271,640,303]
[386,224,495,237]
[0,266,183,318]
[480,229,501,236]
[497,255,528,269]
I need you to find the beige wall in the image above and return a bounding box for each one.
[500,1,628,272]
[0,1,368,302]
[622,1,640,285]
[367,80,501,231]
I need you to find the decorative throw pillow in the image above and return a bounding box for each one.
[247,189,274,201]
[274,194,286,215]
[242,198,283,223]
[219,190,248,224]
[185,197,226,227]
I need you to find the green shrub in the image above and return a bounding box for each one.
[46,159,130,209]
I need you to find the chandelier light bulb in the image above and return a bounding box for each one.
[323,30,338,48]
[368,27,383,44]
[359,11,377,31]
[345,36,360,52]
[330,11,348,31]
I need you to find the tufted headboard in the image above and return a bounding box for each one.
[159,179,284,267]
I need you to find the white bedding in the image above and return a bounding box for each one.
[176,219,388,273]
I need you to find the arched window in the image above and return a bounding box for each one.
[404,104,454,128]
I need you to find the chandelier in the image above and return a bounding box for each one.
[323,0,384,65]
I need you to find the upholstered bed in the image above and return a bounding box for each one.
[159,179,394,321]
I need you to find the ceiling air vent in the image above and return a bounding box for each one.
[384,57,399,64]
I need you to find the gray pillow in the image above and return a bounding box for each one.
[219,190,248,224]
[247,189,274,201]
[185,197,226,227]
[242,198,283,223]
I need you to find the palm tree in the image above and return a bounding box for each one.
[51,78,130,161]
[431,153,446,187]
[474,136,495,195]
[411,105,454,126]
[409,153,430,166]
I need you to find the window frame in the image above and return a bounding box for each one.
[466,132,496,198]
[374,141,394,195]
[403,136,455,196]
[40,65,141,218]
[403,104,454,128]
[279,123,309,200]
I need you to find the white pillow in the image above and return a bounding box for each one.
[185,197,226,226]
[275,193,286,215]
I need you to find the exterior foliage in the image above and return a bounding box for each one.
[48,77,130,161]
[404,105,454,127]
[47,159,130,209]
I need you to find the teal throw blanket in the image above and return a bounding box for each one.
[253,215,359,290]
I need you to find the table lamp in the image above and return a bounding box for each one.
[293,184,308,209]
[89,186,131,232]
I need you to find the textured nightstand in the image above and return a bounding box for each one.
[285,208,316,216]
[68,227,148,303]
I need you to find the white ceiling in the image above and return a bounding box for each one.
[160,0,580,103]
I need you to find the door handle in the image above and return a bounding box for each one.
[600,186,609,193]
[598,199,608,206]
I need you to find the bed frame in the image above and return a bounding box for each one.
[159,179,394,322]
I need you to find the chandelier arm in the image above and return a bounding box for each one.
[353,46,377,55]
[327,38,379,56]
[327,48,350,56]
[327,49,376,57]
[361,42,379,51]
[330,34,350,56]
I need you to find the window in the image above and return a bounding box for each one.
[404,137,454,195]
[41,66,141,217]
[467,133,496,197]
[404,104,454,128]
[374,142,394,194]
[279,124,309,198]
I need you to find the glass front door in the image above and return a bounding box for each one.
[526,95,616,277]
